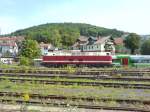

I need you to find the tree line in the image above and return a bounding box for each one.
[11,23,124,48]
[9,23,150,55]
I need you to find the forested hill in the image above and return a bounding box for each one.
[11,23,126,48]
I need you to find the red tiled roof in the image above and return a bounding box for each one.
[0,36,24,41]
[0,43,16,46]
[0,37,17,41]
[114,38,124,45]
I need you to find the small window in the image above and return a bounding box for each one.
[44,47,48,50]
[107,53,110,55]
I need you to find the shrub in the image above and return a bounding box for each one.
[19,57,31,66]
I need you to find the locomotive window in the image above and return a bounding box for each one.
[107,53,110,55]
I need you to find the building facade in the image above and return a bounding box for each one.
[39,42,54,55]
[0,37,22,57]
[73,36,115,54]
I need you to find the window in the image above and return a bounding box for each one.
[107,53,110,55]
[44,47,48,50]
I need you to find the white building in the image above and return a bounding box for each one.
[0,37,20,57]
[39,42,54,55]
[81,36,115,54]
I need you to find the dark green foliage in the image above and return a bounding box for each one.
[19,56,30,66]
[115,45,124,53]
[11,23,124,48]
[60,27,80,47]
[141,39,150,55]
[49,29,62,47]
[124,33,141,54]
[20,39,41,59]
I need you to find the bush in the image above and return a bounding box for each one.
[19,57,31,66]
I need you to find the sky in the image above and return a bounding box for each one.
[0,0,150,35]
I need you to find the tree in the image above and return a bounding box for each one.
[141,39,150,55]
[20,39,41,59]
[60,28,80,47]
[49,29,62,48]
[124,33,141,54]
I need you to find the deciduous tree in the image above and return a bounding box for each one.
[124,33,141,54]
[20,39,41,59]
[141,39,150,55]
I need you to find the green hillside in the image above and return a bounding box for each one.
[11,23,125,48]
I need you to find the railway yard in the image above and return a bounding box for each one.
[0,67,150,112]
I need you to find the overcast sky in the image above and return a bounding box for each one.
[0,0,150,35]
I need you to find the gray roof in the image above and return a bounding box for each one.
[94,36,111,44]
[88,36,97,41]
[77,36,88,42]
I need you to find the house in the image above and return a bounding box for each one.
[0,37,22,57]
[113,38,125,53]
[71,36,88,50]
[39,42,54,55]
[81,36,115,54]
[114,38,124,46]
[0,43,18,57]
[0,36,24,43]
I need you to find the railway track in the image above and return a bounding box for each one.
[0,77,150,89]
[1,99,149,112]
[0,91,149,112]
[1,69,150,75]
[0,73,150,81]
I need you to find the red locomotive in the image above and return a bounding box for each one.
[42,51,112,67]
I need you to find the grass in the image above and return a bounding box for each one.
[1,63,149,72]
[0,80,149,101]
[1,76,150,85]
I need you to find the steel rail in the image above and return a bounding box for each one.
[0,92,149,112]
[0,77,150,89]
[0,73,150,81]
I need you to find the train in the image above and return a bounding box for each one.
[41,51,150,67]
[42,51,112,67]
[112,55,150,67]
